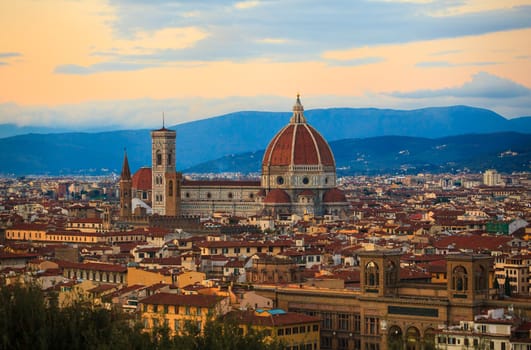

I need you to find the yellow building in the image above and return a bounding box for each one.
[127,267,205,288]
[227,309,321,350]
[138,293,230,335]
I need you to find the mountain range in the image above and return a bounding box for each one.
[186,132,531,175]
[1,105,530,176]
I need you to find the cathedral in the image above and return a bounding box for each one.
[120,96,349,222]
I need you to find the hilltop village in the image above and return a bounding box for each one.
[1,98,531,350]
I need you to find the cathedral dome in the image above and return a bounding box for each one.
[264,189,291,203]
[262,95,335,168]
[132,167,152,191]
[323,188,347,203]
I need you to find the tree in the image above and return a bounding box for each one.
[0,283,281,350]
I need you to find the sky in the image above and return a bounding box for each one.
[1,0,531,130]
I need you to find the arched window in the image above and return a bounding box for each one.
[365,261,379,286]
[388,326,403,350]
[386,260,397,285]
[156,151,162,166]
[168,180,173,196]
[406,327,420,350]
[423,328,436,350]
[167,152,172,166]
[453,266,468,291]
[476,265,486,291]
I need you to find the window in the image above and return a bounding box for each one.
[174,319,180,331]
[322,312,333,330]
[153,304,158,312]
[354,314,361,333]
[156,151,162,166]
[338,337,349,350]
[278,328,284,336]
[365,317,379,335]
[321,336,332,349]
[338,313,349,330]
[185,306,190,315]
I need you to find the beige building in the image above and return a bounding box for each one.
[483,169,502,186]
[139,293,230,335]
[249,251,531,350]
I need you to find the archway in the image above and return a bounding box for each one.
[388,325,403,350]
[406,327,420,350]
[423,328,436,350]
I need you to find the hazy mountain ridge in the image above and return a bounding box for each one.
[1,106,530,175]
[185,132,531,175]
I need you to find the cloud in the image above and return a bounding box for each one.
[2,77,530,133]
[54,62,156,74]
[389,72,531,99]
[102,0,531,63]
[415,61,498,67]
[326,56,385,67]
[0,52,22,58]
[234,1,260,9]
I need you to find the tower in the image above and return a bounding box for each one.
[446,254,492,320]
[358,250,401,298]
[119,150,132,218]
[151,123,180,216]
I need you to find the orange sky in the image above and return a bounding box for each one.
[1,0,530,127]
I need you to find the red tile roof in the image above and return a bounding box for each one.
[264,189,291,204]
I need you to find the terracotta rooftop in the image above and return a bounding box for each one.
[264,189,291,204]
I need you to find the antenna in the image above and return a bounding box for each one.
[162,112,165,128]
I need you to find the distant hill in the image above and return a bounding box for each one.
[185,132,531,175]
[0,124,74,139]
[1,106,530,175]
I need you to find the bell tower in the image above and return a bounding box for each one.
[119,150,132,218]
[359,250,401,298]
[151,120,179,216]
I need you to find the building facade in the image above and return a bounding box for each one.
[122,96,349,221]
[251,251,514,350]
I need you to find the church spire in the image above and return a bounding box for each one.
[290,93,306,124]
[121,148,131,180]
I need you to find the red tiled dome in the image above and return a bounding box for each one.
[323,188,347,203]
[264,189,291,204]
[299,189,315,196]
[262,96,335,168]
[132,167,152,191]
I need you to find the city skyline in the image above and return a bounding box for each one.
[1,0,531,129]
